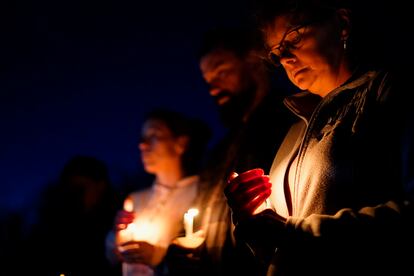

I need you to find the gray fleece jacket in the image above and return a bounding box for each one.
[257,69,413,275]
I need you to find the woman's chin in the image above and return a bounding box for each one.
[294,80,309,91]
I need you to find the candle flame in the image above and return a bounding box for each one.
[187,208,199,217]
[123,197,134,212]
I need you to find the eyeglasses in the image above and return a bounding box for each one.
[267,24,309,67]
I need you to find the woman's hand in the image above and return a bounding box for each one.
[118,241,155,266]
[114,210,135,231]
[224,168,272,222]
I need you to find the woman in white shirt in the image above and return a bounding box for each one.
[106,109,211,275]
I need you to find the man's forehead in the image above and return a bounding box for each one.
[143,119,167,131]
[201,49,240,70]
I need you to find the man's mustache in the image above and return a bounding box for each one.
[213,91,233,105]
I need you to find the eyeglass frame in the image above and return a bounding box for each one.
[267,23,312,67]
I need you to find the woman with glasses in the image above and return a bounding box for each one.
[224,0,413,275]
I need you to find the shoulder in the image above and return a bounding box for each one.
[366,68,407,112]
[370,69,393,101]
[348,68,394,104]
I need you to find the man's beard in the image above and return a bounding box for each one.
[216,85,257,128]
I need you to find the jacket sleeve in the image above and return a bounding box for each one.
[286,200,412,240]
[276,200,414,275]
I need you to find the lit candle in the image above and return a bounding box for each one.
[117,198,135,244]
[119,198,161,244]
[184,208,199,237]
[123,197,134,212]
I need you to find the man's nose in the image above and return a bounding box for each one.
[138,141,150,151]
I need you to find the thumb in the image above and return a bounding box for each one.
[228,172,239,183]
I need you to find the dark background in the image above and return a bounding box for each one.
[0,0,411,227]
[0,0,255,220]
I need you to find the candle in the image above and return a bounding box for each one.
[123,197,134,212]
[117,198,135,244]
[184,208,199,237]
[176,208,203,248]
[118,197,162,245]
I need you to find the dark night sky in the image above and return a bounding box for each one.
[0,0,253,215]
[0,0,411,219]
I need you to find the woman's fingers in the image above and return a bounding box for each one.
[243,189,272,214]
[225,168,273,218]
[226,168,265,194]
[225,174,270,201]
[115,210,135,230]
[228,180,271,210]
[228,177,270,203]
[225,172,271,215]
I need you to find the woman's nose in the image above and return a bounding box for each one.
[280,51,297,66]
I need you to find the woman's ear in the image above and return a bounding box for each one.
[337,8,352,40]
[175,136,189,155]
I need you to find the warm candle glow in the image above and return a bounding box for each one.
[123,197,134,212]
[118,228,132,244]
[130,219,159,244]
[118,218,161,246]
[184,208,199,237]
[118,198,161,245]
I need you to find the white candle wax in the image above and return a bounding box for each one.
[184,208,199,237]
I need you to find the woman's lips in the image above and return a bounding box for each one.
[292,67,307,78]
